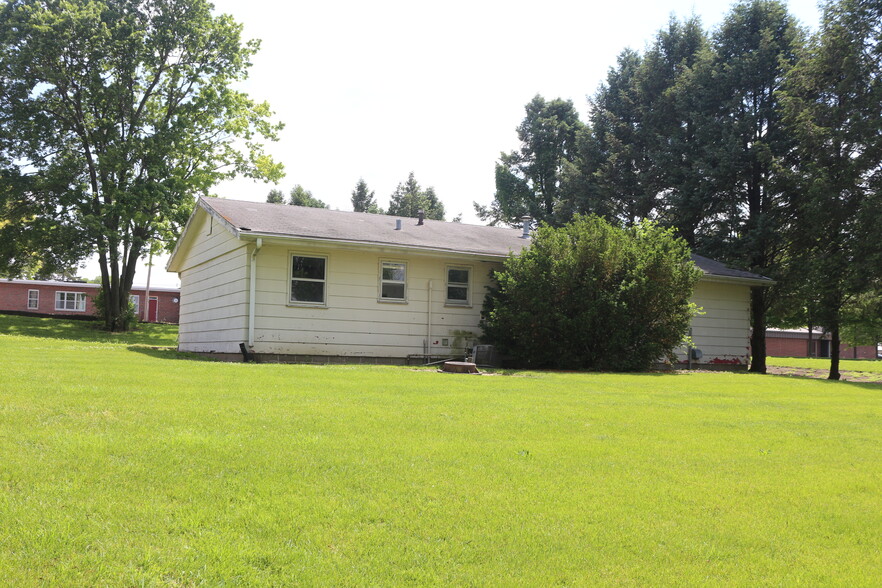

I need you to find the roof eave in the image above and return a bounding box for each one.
[166,198,242,272]
[235,230,517,259]
[700,274,776,287]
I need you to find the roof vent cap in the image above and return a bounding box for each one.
[395,219,402,230]
[417,210,425,225]
[520,216,532,238]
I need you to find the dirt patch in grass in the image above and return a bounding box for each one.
[767,365,882,384]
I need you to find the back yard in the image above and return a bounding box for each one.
[1,314,880,585]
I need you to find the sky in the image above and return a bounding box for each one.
[96,0,822,288]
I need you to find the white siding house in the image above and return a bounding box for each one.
[167,197,771,368]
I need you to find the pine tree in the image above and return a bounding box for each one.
[782,0,882,379]
[387,172,445,220]
[351,178,381,213]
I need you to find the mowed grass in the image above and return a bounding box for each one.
[768,355,882,374]
[1,315,881,585]
[0,312,178,346]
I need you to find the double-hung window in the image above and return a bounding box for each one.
[130,295,140,316]
[27,289,39,310]
[290,255,327,305]
[55,291,87,311]
[380,261,407,301]
[446,266,471,305]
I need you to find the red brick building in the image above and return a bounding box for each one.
[0,279,180,324]
[766,328,880,359]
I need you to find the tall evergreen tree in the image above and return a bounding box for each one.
[703,0,804,373]
[475,95,583,226]
[782,0,882,379]
[387,172,445,220]
[351,178,381,213]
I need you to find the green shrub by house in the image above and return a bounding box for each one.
[481,215,702,370]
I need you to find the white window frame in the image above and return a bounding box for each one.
[27,289,39,310]
[54,291,87,312]
[288,253,328,306]
[379,260,407,303]
[445,265,472,306]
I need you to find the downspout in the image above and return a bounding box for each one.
[426,279,433,356]
[248,238,263,348]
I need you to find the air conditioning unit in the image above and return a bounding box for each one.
[473,344,499,367]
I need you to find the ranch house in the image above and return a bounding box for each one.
[167,197,772,367]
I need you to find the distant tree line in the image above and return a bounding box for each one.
[474,0,882,379]
[268,171,450,220]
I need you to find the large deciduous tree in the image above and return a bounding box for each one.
[288,185,328,208]
[475,95,583,226]
[0,0,283,330]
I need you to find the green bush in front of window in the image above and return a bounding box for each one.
[481,215,702,371]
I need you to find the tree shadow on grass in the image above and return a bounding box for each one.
[125,345,216,362]
[0,313,178,346]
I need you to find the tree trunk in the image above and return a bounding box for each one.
[749,287,767,373]
[829,326,841,380]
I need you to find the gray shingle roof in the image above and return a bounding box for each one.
[202,197,530,257]
[197,198,771,283]
[691,254,772,283]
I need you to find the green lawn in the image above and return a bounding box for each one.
[768,355,882,374]
[2,314,881,585]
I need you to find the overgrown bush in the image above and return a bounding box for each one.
[93,288,138,332]
[481,215,702,371]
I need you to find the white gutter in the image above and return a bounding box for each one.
[248,238,263,347]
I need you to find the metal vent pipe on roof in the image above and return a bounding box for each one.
[417,210,425,225]
[395,219,402,230]
[521,215,532,238]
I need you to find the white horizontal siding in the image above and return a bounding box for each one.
[177,211,248,353]
[680,280,752,365]
[249,244,495,357]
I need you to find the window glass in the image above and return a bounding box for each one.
[55,291,86,311]
[446,266,470,304]
[380,262,406,301]
[290,255,326,304]
[130,295,140,316]
[292,256,326,280]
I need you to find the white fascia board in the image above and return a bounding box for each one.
[235,231,515,261]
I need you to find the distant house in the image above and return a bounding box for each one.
[167,197,772,368]
[766,328,880,360]
[0,279,181,324]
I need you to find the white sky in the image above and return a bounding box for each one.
[90,0,821,288]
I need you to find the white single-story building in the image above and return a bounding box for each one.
[167,197,771,367]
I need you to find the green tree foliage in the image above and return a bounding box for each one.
[702,0,803,373]
[0,170,89,278]
[476,95,583,226]
[781,0,882,379]
[288,185,328,208]
[387,172,445,220]
[266,189,286,204]
[0,0,283,330]
[481,216,702,371]
[351,178,381,213]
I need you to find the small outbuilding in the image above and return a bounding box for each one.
[167,197,772,368]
